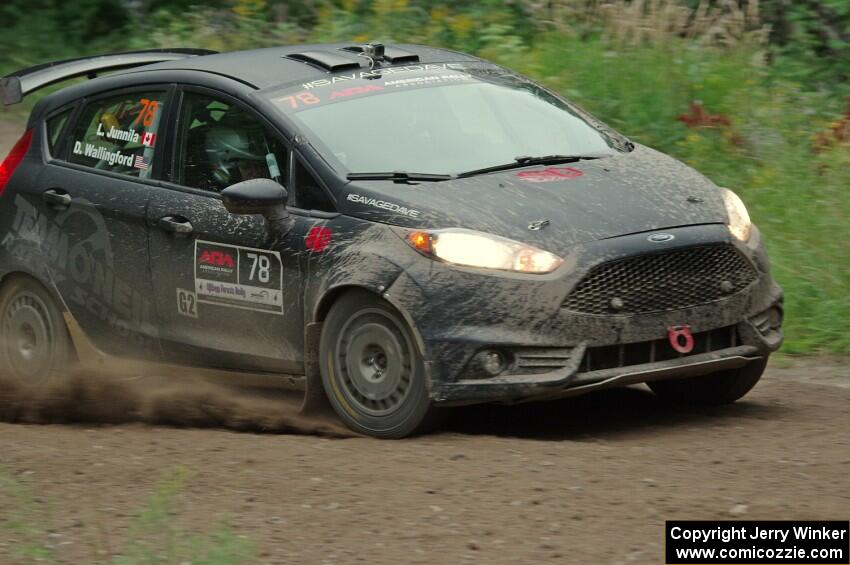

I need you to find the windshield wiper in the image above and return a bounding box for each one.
[457,154,606,179]
[347,172,453,182]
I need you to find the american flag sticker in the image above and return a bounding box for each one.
[134,155,150,170]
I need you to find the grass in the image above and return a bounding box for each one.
[0,466,256,564]
[0,468,57,563]
[514,35,850,354]
[0,6,847,355]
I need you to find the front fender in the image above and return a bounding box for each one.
[306,220,418,324]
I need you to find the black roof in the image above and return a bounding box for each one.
[135,43,483,90]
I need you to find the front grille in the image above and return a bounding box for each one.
[562,245,757,315]
[580,325,737,373]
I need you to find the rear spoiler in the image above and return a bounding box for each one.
[0,48,217,105]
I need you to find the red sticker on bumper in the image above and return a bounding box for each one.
[668,325,694,354]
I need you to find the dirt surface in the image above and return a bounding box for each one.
[0,117,847,564]
[0,358,848,564]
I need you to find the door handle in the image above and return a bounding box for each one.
[158,215,194,236]
[42,188,72,209]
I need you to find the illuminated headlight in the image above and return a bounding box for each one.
[721,188,752,242]
[405,229,563,274]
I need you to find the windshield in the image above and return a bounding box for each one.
[265,64,625,176]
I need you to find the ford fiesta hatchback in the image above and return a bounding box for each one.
[0,44,783,437]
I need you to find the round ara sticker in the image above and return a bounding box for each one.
[516,167,584,183]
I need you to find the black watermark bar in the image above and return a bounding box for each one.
[666,521,849,564]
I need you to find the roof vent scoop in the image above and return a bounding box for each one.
[285,51,362,72]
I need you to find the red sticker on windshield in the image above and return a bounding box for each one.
[516,167,584,183]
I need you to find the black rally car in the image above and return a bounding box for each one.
[0,44,783,437]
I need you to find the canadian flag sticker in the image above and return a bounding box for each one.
[141,132,157,147]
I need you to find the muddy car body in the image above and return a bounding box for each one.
[0,44,783,437]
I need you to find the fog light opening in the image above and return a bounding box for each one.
[474,349,508,377]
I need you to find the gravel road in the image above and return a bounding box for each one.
[1,358,848,564]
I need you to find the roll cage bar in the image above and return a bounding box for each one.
[0,48,217,105]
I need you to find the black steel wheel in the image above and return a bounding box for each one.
[0,275,75,384]
[319,290,439,438]
[649,357,768,406]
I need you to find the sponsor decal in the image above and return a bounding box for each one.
[300,63,467,90]
[346,193,421,218]
[0,194,156,349]
[133,98,161,127]
[668,325,694,354]
[305,225,332,252]
[277,91,321,110]
[198,249,236,271]
[329,85,384,100]
[194,241,284,315]
[516,167,584,183]
[383,74,471,88]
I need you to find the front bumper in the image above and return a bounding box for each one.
[383,223,784,405]
[429,327,779,405]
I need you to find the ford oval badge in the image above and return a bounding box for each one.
[648,233,675,243]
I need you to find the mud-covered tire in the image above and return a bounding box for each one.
[319,290,439,438]
[0,275,75,385]
[648,357,768,406]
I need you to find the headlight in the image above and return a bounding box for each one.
[405,229,563,274]
[721,188,752,242]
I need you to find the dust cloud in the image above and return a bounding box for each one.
[0,370,355,438]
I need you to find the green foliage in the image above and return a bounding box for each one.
[762,0,850,86]
[113,467,256,564]
[510,34,849,353]
[0,0,848,353]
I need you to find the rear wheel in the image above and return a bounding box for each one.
[319,290,439,438]
[648,357,768,406]
[0,275,75,385]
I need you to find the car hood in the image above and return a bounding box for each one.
[338,144,728,256]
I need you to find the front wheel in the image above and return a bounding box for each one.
[319,290,439,438]
[648,357,768,406]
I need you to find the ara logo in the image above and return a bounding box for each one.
[199,249,235,268]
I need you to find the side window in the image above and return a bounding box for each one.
[68,91,165,179]
[45,109,72,156]
[293,157,335,212]
[176,92,287,193]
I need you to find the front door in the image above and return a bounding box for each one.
[146,89,306,373]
